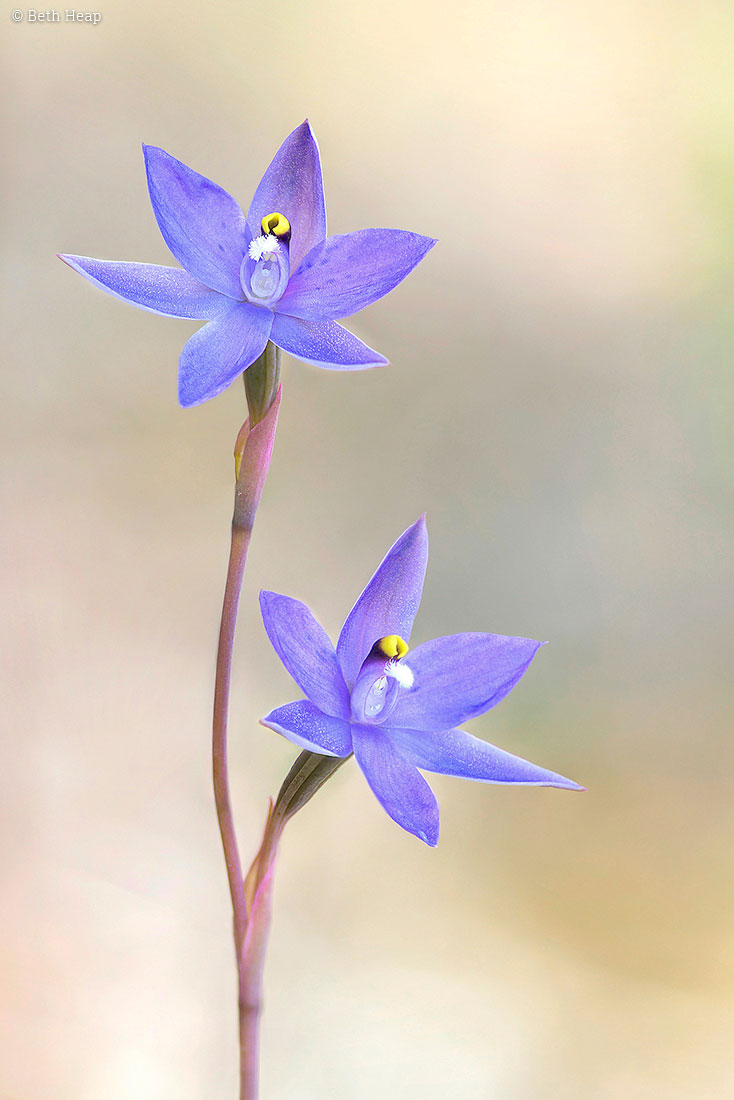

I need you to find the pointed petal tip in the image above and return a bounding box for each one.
[142,143,178,179]
[400,512,428,549]
[301,119,321,149]
[405,233,437,255]
[178,367,236,408]
[419,826,439,847]
[177,376,205,409]
[141,143,170,167]
[406,512,429,544]
[296,118,316,140]
[546,773,585,792]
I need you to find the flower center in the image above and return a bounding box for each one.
[260,211,290,238]
[363,675,390,718]
[241,213,291,306]
[376,634,409,660]
[248,234,280,263]
[350,635,413,724]
[249,247,281,299]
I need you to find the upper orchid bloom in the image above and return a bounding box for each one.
[259,517,583,846]
[59,121,436,407]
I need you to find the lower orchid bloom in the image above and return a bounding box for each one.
[59,120,435,407]
[260,517,583,846]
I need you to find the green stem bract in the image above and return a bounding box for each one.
[245,342,281,427]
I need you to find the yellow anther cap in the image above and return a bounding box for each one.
[377,635,409,660]
[261,212,290,237]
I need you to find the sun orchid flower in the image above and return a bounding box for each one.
[59,121,435,407]
[260,517,583,846]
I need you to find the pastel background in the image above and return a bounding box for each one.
[4,2,733,1097]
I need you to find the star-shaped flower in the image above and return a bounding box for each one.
[260,517,583,846]
[59,121,435,407]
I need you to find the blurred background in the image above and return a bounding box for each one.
[3,1,733,1097]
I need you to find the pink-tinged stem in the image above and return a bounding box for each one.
[213,521,251,956]
[239,807,277,1100]
[237,753,349,1100]
[211,349,280,1100]
[212,347,346,1098]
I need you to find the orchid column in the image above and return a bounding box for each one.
[59,121,435,1099]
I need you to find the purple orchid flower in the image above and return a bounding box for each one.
[59,121,435,408]
[260,517,583,846]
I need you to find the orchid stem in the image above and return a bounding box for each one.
[239,1000,262,1100]
[211,345,280,1100]
[213,345,346,1099]
[213,521,251,957]
[236,750,349,1100]
[214,518,260,1100]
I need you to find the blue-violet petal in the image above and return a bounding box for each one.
[261,700,353,757]
[58,257,228,320]
[388,725,583,790]
[143,144,248,299]
[390,633,543,732]
[336,517,428,688]
[270,314,388,370]
[245,121,327,271]
[278,229,436,321]
[352,724,439,846]
[178,303,272,408]
[259,590,351,719]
